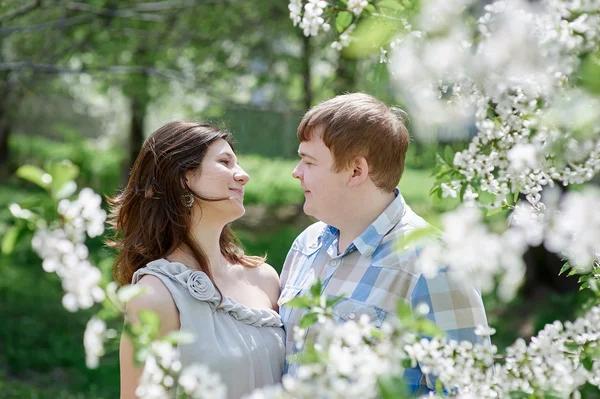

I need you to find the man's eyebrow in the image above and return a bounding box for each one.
[298,151,316,160]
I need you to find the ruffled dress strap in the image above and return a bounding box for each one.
[133,258,282,328]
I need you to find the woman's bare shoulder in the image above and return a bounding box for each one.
[125,275,180,332]
[246,263,281,308]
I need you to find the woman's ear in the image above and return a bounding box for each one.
[184,169,194,186]
[347,156,369,188]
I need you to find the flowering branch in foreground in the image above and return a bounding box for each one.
[8,162,224,399]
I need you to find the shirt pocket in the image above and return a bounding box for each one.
[332,298,386,328]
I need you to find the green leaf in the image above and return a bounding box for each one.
[336,11,353,33]
[443,146,454,166]
[377,374,410,399]
[435,153,448,166]
[414,319,445,338]
[435,377,444,396]
[47,160,80,198]
[364,3,376,13]
[559,262,571,276]
[588,278,599,293]
[459,183,468,201]
[582,355,593,371]
[1,225,22,255]
[564,342,579,352]
[285,296,313,309]
[296,343,321,364]
[396,300,413,322]
[300,312,319,329]
[326,294,346,308]
[138,310,161,337]
[568,267,584,277]
[486,206,505,217]
[309,279,323,298]
[399,226,438,248]
[578,51,600,95]
[377,0,405,11]
[162,331,195,345]
[344,16,400,58]
[16,165,52,190]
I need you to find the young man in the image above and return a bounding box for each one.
[278,93,489,394]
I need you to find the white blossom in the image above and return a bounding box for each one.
[347,0,368,16]
[178,364,227,399]
[84,316,107,368]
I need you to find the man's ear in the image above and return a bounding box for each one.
[348,156,369,188]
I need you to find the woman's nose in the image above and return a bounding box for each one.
[234,166,250,185]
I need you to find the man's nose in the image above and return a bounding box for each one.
[292,163,303,180]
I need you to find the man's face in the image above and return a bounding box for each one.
[292,133,350,223]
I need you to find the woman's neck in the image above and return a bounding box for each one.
[167,217,227,273]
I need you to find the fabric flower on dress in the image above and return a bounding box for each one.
[186,272,216,301]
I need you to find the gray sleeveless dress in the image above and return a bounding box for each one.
[132,259,285,399]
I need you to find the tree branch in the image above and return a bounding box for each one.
[0,0,42,25]
[0,14,94,36]
[0,62,186,81]
[64,2,165,22]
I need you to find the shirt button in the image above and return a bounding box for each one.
[330,260,338,267]
[348,312,356,320]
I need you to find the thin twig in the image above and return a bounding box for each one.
[65,2,165,22]
[0,62,186,81]
[0,14,94,36]
[0,0,42,25]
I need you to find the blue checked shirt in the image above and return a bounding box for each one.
[278,189,489,395]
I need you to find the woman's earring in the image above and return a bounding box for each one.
[182,192,195,208]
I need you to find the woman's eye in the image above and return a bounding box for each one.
[219,159,230,166]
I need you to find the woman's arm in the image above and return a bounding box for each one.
[119,275,180,399]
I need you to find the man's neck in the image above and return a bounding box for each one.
[336,190,396,254]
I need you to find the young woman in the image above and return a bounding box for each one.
[109,121,284,399]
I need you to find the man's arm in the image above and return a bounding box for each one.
[408,270,489,392]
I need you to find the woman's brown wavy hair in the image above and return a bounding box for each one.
[107,121,264,292]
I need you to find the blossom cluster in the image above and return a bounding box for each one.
[135,342,226,399]
[405,306,600,398]
[392,0,600,211]
[417,186,600,300]
[26,187,107,312]
[246,292,600,399]
[289,0,331,37]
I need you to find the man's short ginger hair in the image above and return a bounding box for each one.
[298,93,410,192]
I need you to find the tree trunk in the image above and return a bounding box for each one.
[0,75,17,174]
[334,54,358,95]
[121,47,150,185]
[301,34,312,110]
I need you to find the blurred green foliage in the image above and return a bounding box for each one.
[0,130,448,397]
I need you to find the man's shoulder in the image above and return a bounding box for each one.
[389,202,437,237]
[292,221,328,250]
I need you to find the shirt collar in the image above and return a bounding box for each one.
[322,188,406,257]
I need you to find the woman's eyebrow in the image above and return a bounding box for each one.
[219,151,239,163]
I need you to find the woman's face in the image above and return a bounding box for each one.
[186,139,249,223]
